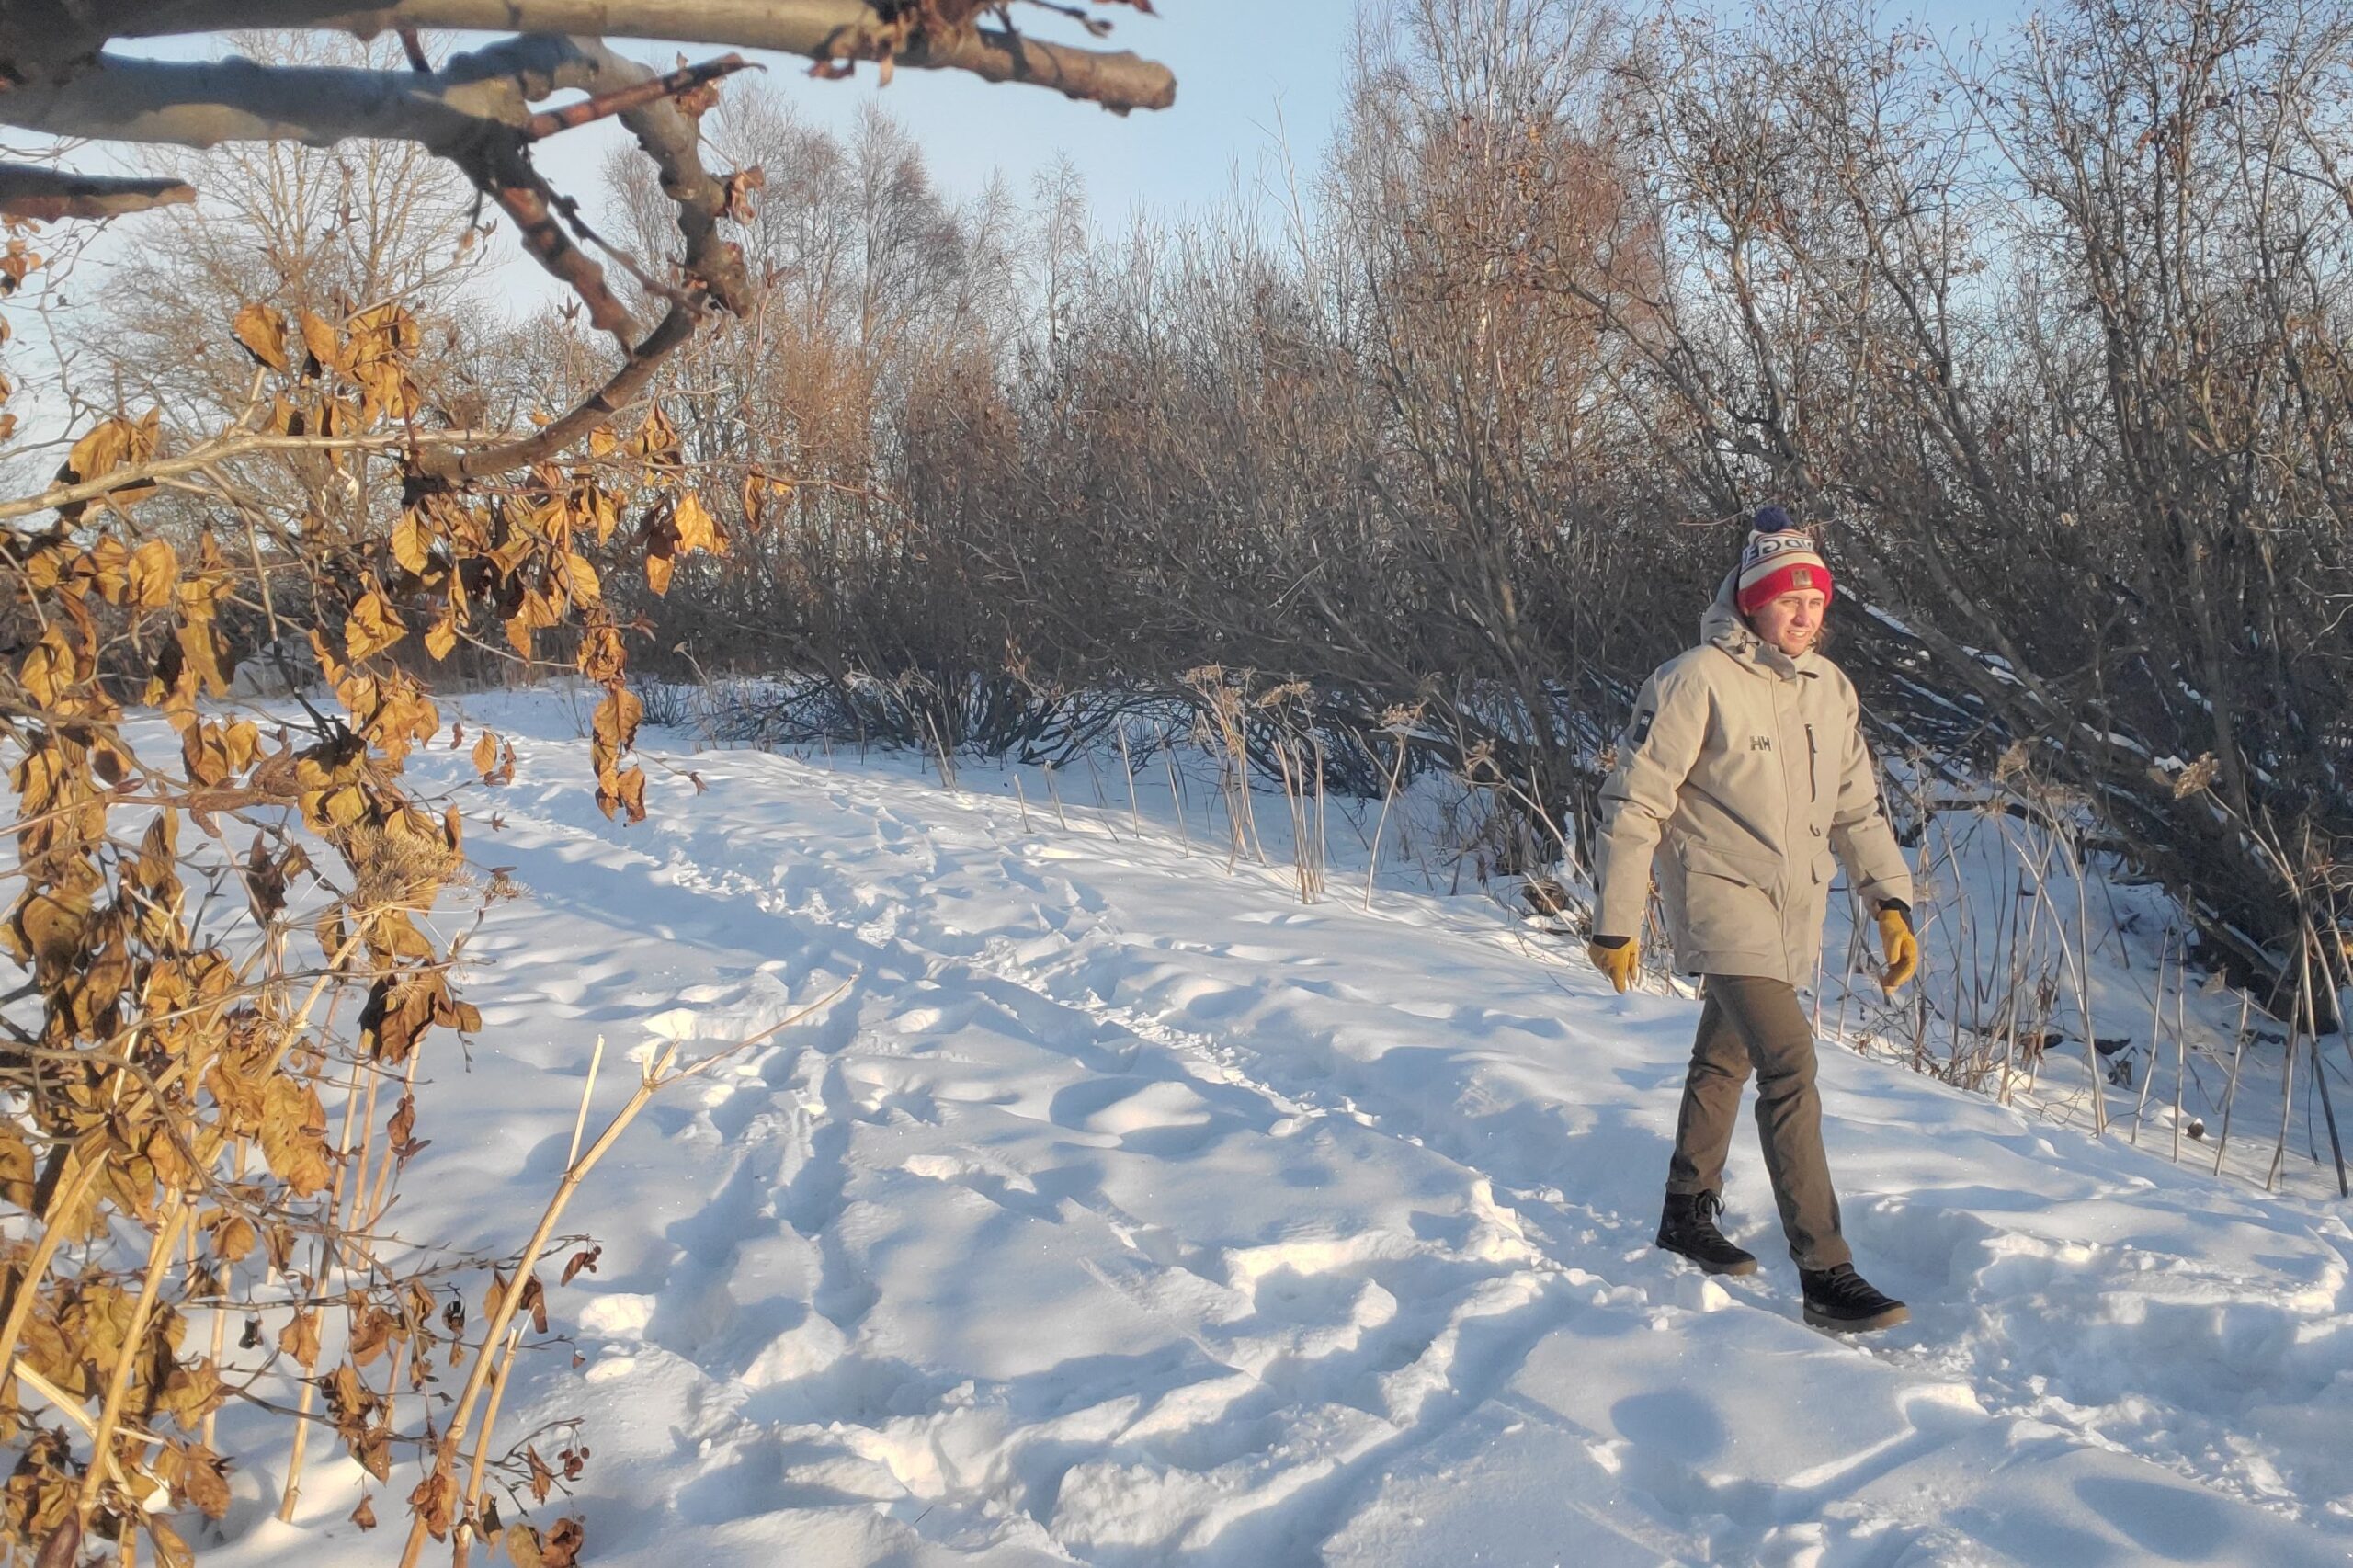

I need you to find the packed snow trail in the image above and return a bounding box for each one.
[207,697,2353,1568]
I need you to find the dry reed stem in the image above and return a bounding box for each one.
[1085,751,1112,825]
[2133,938,2167,1144]
[364,1048,426,1233]
[567,1036,607,1169]
[1044,765,1069,831]
[202,1143,249,1452]
[0,1142,105,1390]
[2173,985,2188,1164]
[2298,934,2347,1195]
[280,1044,372,1522]
[2214,989,2253,1176]
[451,1324,526,1568]
[1164,752,1189,858]
[396,985,847,1568]
[1364,733,1408,913]
[2063,824,2106,1137]
[1117,725,1142,834]
[2270,1019,2299,1193]
[75,1190,191,1528]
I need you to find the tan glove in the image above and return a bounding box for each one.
[1588,936,1639,994]
[1876,903,1919,993]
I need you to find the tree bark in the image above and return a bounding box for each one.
[88,0,1176,112]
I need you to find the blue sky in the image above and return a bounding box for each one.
[421,4,1367,312]
[756,0,1364,222]
[517,0,1366,278]
[54,3,2034,324]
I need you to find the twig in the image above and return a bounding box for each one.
[1165,750,1188,858]
[76,1190,192,1528]
[1116,722,1142,834]
[523,54,756,140]
[2133,936,2166,1144]
[2299,932,2347,1196]
[1043,764,1068,830]
[1363,731,1408,912]
[2214,988,2253,1176]
[0,428,478,524]
[0,1141,106,1387]
[566,1036,607,1169]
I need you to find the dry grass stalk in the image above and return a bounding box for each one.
[1364,724,1411,912]
[1165,751,1190,858]
[395,985,847,1568]
[451,1324,526,1567]
[566,1036,607,1169]
[1117,723,1142,834]
[2214,988,2254,1176]
[76,1191,192,1529]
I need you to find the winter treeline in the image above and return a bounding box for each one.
[68,0,2353,1001]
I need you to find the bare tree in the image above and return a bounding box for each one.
[0,9,1174,1564]
[0,3,1171,483]
[1588,0,2353,997]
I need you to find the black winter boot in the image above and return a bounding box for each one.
[1655,1191,1758,1276]
[1799,1264,1909,1333]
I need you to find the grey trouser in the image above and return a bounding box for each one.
[1665,974,1851,1270]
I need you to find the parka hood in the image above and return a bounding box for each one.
[1701,570,1811,681]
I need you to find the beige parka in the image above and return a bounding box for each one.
[1593,577,1914,986]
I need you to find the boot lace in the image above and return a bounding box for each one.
[1808,1264,1884,1308]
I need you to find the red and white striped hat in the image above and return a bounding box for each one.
[1735,505,1834,616]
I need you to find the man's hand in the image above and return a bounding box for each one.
[1876,902,1919,993]
[1588,935,1639,994]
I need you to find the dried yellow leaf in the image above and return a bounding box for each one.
[128,537,177,609]
[345,588,407,662]
[231,301,289,369]
[562,551,600,604]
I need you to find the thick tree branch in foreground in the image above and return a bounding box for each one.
[0,36,753,330]
[111,0,1176,113]
[0,48,545,150]
[0,164,194,219]
[0,43,569,149]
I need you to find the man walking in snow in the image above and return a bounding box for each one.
[1586,506,1920,1332]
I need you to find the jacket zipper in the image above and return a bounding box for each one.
[1805,723,1818,801]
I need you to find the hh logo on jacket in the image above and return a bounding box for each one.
[1750,735,1775,752]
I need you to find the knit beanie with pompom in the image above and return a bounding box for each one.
[1734,504,1834,616]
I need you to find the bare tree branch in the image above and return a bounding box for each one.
[411,302,696,486]
[0,426,483,523]
[523,50,753,141]
[106,0,1177,113]
[0,35,755,338]
[0,45,553,150]
[0,163,194,218]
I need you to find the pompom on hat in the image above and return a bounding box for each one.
[1734,504,1834,617]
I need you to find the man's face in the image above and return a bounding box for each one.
[1751,589,1828,655]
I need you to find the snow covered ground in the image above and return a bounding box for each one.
[190,691,2353,1567]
